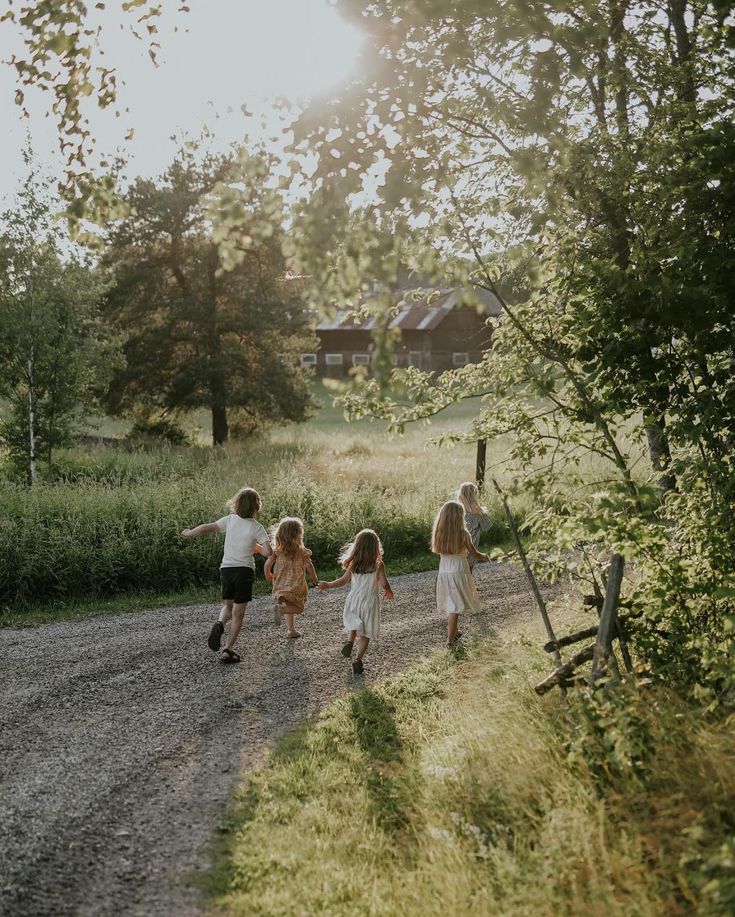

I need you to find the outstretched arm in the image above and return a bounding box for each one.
[318,570,352,591]
[181,522,220,538]
[377,561,394,600]
[306,558,318,585]
[466,534,489,563]
[264,553,276,582]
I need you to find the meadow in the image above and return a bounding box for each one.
[0,386,522,619]
[205,605,735,916]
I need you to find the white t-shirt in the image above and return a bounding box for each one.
[215,515,270,569]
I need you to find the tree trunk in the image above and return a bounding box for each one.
[27,355,37,485]
[211,401,229,447]
[644,414,676,494]
[475,439,487,486]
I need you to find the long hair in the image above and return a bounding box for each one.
[226,487,261,519]
[431,500,470,555]
[457,481,485,515]
[339,528,383,574]
[272,517,305,556]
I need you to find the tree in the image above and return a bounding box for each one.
[102,147,317,445]
[0,152,116,482]
[284,1,735,700]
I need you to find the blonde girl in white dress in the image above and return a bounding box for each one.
[318,529,394,675]
[431,500,489,646]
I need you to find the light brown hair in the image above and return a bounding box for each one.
[458,481,484,515]
[339,528,383,575]
[272,517,305,556]
[431,500,470,555]
[226,487,261,519]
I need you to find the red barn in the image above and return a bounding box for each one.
[304,287,501,377]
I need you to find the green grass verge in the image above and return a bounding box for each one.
[202,611,735,916]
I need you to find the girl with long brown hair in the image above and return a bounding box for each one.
[318,528,394,675]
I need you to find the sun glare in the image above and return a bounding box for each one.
[0,0,364,197]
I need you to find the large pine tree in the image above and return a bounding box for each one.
[102,148,316,445]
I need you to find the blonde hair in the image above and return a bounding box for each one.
[458,481,484,515]
[226,487,261,519]
[431,500,470,555]
[272,517,305,556]
[339,528,383,574]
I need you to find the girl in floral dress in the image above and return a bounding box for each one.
[264,517,318,638]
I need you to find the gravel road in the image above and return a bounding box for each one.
[0,563,554,916]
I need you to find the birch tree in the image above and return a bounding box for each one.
[0,154,115,482]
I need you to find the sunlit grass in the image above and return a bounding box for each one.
[204,607,735,916]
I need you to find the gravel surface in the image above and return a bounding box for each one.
[0,563,556,916]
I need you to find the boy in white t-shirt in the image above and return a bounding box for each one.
[182,487,272,663]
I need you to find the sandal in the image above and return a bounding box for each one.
[208,620,224,651]
[352,659,364,675]
[341,641,354,658]
[220,648,241,664]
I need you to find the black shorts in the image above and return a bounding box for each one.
[220,566,254,604]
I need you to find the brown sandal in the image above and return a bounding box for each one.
[220,648,241,664]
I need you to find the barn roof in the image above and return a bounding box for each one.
[315,287,501,332]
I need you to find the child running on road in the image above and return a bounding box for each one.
[457,481,492,571]
[181,486,272,664]
[318,529,393,675]
[432,500,489,647]
[264,517,318,638]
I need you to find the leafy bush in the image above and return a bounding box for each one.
[128,415,191,446]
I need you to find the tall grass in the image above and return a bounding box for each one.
[205,612,735,916]
[0,427,519,611]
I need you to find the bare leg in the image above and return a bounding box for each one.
[447,613,459,645]
[348,629,357,643]
[283,605,302,637]
[219,600,233,625]
[355,636,369,660]
[224,602,247,651]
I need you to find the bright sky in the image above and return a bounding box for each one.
[0,0,365,202]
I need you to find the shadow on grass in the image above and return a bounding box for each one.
[349,689,410,835]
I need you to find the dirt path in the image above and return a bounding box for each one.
[0,563,555,916]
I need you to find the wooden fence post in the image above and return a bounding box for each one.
[589,553,625,687]
[491,478,565,693]
[476,439,487,487]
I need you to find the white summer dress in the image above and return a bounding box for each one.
[343,570,381,639]
[436,553,481,616]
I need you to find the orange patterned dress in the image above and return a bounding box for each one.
[271,548,311,613]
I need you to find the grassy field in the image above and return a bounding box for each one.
[204,605,735,916]
[0,385,524,619]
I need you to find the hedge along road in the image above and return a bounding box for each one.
[0,563,558,916]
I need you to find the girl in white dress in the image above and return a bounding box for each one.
[318,529,394,675]
[431,500,489,646]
